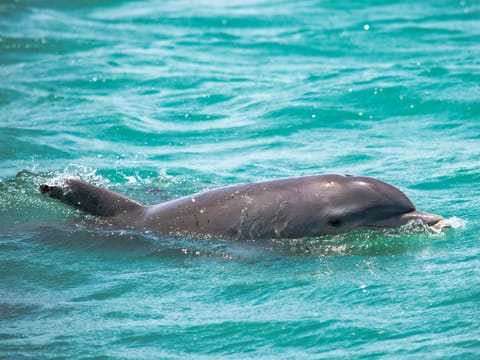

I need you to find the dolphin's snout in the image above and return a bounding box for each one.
[401,211,448,228]
[367,210,449,230]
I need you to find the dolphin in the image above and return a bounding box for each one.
[39,174,446,240]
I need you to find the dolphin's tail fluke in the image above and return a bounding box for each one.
[40,179,143,217]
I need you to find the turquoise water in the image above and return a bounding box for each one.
[1,0,480,358]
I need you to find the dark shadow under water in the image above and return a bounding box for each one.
[12,221,449,265]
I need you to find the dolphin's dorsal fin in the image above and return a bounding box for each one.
[40,179,142,217]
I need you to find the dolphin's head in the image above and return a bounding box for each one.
[308,175,446,235]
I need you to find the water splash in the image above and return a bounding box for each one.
[444,216,467,229]
[267,221,453,257]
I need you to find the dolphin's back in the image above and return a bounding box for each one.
[139,176,335,239]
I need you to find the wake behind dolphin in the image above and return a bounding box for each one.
[40,174,447,241]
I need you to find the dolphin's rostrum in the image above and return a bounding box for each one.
[40,174,446,240]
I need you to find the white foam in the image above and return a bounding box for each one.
[443,216,467,229]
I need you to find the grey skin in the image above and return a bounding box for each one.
[40,174,446,240]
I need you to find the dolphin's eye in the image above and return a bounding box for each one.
[328,217,342,227]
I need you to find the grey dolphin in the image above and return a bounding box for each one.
[40,174,446,240]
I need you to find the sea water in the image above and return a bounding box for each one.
[1,0,479,358]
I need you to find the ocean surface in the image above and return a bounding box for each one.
[1,0,479,358]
